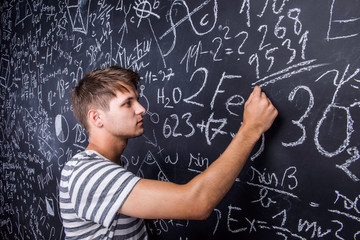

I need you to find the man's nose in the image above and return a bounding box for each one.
[136,101,146,115]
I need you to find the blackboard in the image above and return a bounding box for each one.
[1,0,359,239]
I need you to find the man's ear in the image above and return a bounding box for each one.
[88,109,103,128]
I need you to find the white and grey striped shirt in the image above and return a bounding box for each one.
[59,150,148,239]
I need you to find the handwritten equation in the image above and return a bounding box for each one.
[0,0,359,239]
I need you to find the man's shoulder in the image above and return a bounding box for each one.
[66,150,107,166]
[61,150,106,175]
[72,150,103,160]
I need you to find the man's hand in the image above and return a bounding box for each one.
[241,86,278,141]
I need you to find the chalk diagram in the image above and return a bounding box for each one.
[14,0,32,26]
[137,151,169,182]
[66,0,91,34]
[0,58,10,88]
[327,0,360,41]
[55,114,69,143]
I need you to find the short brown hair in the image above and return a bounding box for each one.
[71,66,140,132]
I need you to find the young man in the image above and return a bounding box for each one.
[59,66,278,239]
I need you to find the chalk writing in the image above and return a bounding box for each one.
[1,0,360,239]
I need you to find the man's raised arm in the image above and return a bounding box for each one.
[120,86,278,220]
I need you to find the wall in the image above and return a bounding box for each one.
[0,0,359,239]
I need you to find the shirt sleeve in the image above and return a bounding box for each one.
[68,159,141,228]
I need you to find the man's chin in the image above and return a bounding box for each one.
[133,129,145,138]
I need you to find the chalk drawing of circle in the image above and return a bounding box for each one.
[135,1,152,19]
[55,114,69,143]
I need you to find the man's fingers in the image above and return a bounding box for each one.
[253,86,261,96]
[247,86,261,104]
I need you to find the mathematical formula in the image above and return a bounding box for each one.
[1,0,359,239]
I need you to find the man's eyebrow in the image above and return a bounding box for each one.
[119,96,137,104]
[120,97,133,102]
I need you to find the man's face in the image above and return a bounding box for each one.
[100,86,146,139]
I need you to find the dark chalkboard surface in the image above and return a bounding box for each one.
[1,0,359,239]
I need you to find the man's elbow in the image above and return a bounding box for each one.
[184,183,217,220]
[188,199,214,220]
[195,207,212,220]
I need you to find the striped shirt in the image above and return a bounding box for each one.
[59,150,148,240]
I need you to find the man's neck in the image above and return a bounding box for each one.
[86,136,128,164]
